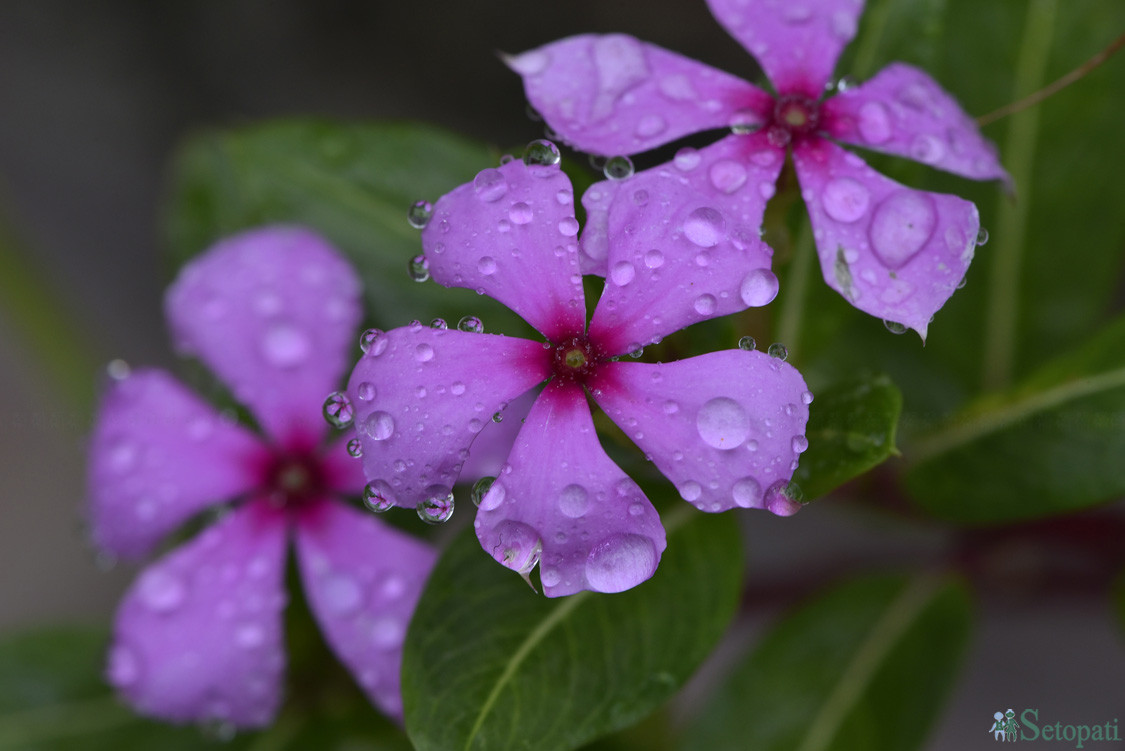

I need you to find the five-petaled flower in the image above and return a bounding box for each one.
[507,0,1010,338]
[346,155,811,598]
[87,227,434,727]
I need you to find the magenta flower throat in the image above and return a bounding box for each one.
[347,155,811,598]
[507,0,1010,338]
[87,227,435,727]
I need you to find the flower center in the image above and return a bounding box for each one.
[264,452,326,510]
[766,94,821,148]
[550,335,603,385]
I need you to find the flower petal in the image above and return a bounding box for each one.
[823,63,1010,184]
[87,369,264,560]
[165,226,362,447]
[294,501,435,719]
[475,383,666,597]
[586,134,782,354]
[422,159,585,342]
[460,387,539,482]
[346,326,549,509]
[589,352,811,515]
[506,34,773,155]
[793,138,979,339]
[705,0,863,96]
[321,434,369,497]
[106,503,288,728]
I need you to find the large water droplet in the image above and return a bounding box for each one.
[883,320,907,335]
[524,139,561,168]
[740,269,780,307]
[414,343,435,362]
[693,294,717,315]
[356,381,376,402]
[477,256,497,276]
[644,249,664,268]
[585,534,658,593]
[363,481,395,513]
[138,569,186,613]
[363,411,394,441]
[260,323,310,368]
[417,491,455,524]
[323,391,355,429]
[869,191,937,268]
[732,477,763,508]
[738,335,757,351]
[407,255,430,283]
[458,315,484,333]
[697,397,750,450]
[471,476,495,507]
[683,207,725,247]
[479,479,506,511]
[558,483,590,518]
[709,159,748,193]
[822,177,870,223]
[473,168,509,202]
[346,438,363,458]
[508,201,534,225]
[768,342,788,360]
[792,435,809,453]
[604,155,635,181]
[610,261,636,286]
[491,520,543,575]
[857,101,892,144]
[359,328,387,356]
[558,216,580,236]
[673,147,701,171]
[407,200,433,229]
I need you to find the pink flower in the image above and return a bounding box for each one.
[507,0,1009,338]
[87,227,435,727]
[346,155,810,598]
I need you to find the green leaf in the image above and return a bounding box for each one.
[401,509,743,751]
[164,119,525,333]
[681,573,972,751]
[906,314,1125,523]
[794,373,902,500]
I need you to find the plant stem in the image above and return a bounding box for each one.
[981,0,1058,392]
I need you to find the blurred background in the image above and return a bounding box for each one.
[1,1,1122,748]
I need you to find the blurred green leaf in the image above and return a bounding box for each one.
[164,119,527,334]
[681,573,972,751]
[794,373,902,500]
[401,509,742,751]
[906,314,1125,522]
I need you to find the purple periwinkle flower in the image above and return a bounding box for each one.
[347,156,810,598]
[507,0,1010,339]
[87,227,435,727]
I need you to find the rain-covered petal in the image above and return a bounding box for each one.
[705,0,863,97]
[88,368,264,559]
[823,63,1010,184]
[421,159,585,342]
[792,138,979,339]
[506,34,773,156]
[346,326,549,510]
[589,351,810,515]
[475,383,666,597]
[165,226,362,448]
[106,503,288,728]
[294,501,435,719]
[585,134,782,354]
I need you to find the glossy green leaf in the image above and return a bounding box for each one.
[794,373,902,500]
[682,573,972,751]
[164,119,525,332]
[401,509,742,751]
[906,314,1125,523]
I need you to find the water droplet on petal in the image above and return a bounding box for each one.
[260,323,311,368]
[697,397,750,450]
[822,177,870,223]
[644,249,664,269]
[738,335,757,351]
[792,435,809,453]
[356,382,376,402]
[636,114,667,138]
[414,343,435,362]
[492,411,504,423]
[801,390,814,405]
[363,411,394,441]
[407,200,433,229]
[346,438,363,458]
[453,315,483,334]
[740,269,780,307]
[524,139,561,168]
[858,101,892,144]
[324,573,363,616]
[976,228,989,246]
[766,481,805,516]
[883,320,907,334]
[429,318,448,330]
[360,328,387,356]
[418,491,454,524]
[473,168,509,202]
[768,342,788,360]
[683,207,725,247]
[869,191,937,269]
[471,476,495,507]
[558,483,589,518]
[693,294,717,315]
[673,147,701,171]
[709,159,748,193]
[138,569,186,613]
[610,261,636,286]
[508,201,534,224]
[323,392,355,429]
[491,520,543,575]
[477,256,497,276]
[585,534,657,593]
[603,155,634,181]
[363,481,395,512]
[479,479,505,510]
[910,134,945,164]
